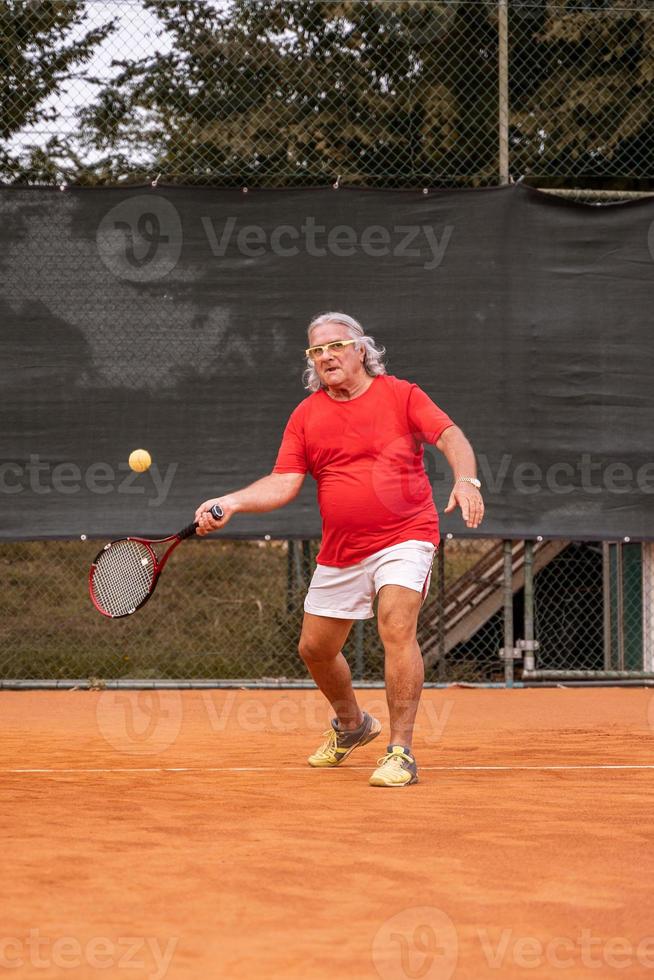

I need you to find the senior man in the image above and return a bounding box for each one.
[196,312,483,787]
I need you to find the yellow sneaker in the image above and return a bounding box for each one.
[308,711,382,767]
[369,745,418,786]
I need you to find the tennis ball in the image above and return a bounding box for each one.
[128,449,152,473]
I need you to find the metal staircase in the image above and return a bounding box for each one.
[420,539,569,669]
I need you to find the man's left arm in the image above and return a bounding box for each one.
[435,425,484,529]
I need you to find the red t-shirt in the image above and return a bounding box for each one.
[273,375,454,567]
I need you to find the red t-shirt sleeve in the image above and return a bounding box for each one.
[273,406,308,474]
[407,384,454,444]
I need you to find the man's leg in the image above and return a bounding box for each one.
[376,585,424,747]
[298,612,362,729]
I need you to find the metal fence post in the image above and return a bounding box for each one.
[523,540,535,670]
[503,540,514,686]
[616,541,625,670]
[603,542,612,669]
[437,542,446,682]
[301,539,312,588]
[286,539,294,613]
[498,0,510,185]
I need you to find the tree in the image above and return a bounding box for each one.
[4,0,652,187]
[509,1,654,184]
[73,0,499,186]
[0,0,115,182]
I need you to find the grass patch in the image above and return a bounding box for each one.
[0,538,495,681]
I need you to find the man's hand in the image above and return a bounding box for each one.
[193,473,304,536]
[194,496,237,536]
[444,483,484,529]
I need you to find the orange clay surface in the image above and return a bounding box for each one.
[1,688,654,979]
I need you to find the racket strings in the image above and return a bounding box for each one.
[91,540,156,617]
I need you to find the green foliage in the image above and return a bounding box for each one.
[0,0,653,186]
[0,0,115,181]
[509,2,654,180]
[0,537,492,681]
[10,0,501,185]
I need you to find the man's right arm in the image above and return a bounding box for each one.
[195,472,306,535]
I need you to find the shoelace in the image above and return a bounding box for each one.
[316,728,338,757]
[377,750,412,768]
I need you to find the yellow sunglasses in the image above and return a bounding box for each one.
[305,339,357,361]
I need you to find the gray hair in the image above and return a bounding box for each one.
[303,311,387,392]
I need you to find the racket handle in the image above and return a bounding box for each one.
[179,523,200,540]
[181,504,225,540]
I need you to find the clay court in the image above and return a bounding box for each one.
[2,687,653,979]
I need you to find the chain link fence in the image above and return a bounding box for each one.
[2,537,649,684]
[1,0,654,188]
[2,0,653,683]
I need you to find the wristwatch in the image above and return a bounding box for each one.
[456,476,481,489]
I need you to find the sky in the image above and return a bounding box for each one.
[9,0,174,162]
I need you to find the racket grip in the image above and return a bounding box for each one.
[182,504,225,539]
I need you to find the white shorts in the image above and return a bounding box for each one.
[304,539,436,620]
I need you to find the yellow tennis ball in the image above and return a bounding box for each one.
[128,449,152,473]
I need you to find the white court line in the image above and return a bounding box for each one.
[1,764,653,774]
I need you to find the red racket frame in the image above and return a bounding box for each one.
[89,505,223,618]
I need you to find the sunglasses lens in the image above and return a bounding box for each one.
[306,340,352,360]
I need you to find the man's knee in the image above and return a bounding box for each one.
[378,606,418,646]
[298,634,339,665]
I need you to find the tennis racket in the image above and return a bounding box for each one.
[89,503,224,618]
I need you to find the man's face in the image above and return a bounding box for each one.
[307,322,366,389]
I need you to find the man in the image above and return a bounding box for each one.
[195,312,484,787]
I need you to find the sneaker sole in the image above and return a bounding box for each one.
[308,716,382,768]
[369,773,419,787]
